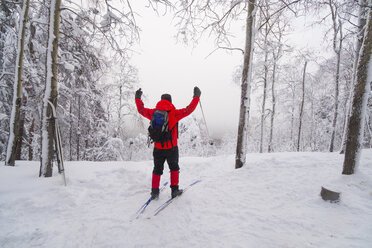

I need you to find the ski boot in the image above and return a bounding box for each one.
[171,185,183,199]
[151,188,159,200]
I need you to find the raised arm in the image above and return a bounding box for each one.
[174,87,201,122]
[135,88,154,120]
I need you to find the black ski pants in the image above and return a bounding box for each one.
[153,146,179,175]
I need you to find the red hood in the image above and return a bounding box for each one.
[156,100,175,111]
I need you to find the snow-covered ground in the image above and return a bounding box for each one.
[1,150,372,248]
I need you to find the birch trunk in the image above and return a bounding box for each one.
[28,118,34,160]
[342,2,372,175]
[290,88,295,148]
[297,61,307,151]
[15,98,25,160]
[340,0,368,153]
[6,0,30,166]
[329,40,342,152]
[118,85,123,137]
[40,0,62,177]
[268,26,283,153]
[69,101,73,160]
[235,0,256,169]
[328,0,343,152]
[77,95,81,161]
[259,24,269,154]
[268,55,277,153]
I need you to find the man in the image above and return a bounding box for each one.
[135,87,201,199]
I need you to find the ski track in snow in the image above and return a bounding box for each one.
[1,151,372,248]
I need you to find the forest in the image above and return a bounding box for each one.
[1,0,371,175]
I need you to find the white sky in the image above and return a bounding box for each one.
[130,2,330,138]
[131,5,243,137]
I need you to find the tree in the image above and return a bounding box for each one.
[340,0,368,153]
[268,19,287,153]
[235,0,257,168]
[255,0,290,153]
[22,1,49,162]
[258,0,271,154]
[328,0,344,152]
[342,1,372,175]
[0,0,17,160]
[5,0,30,166]
[40,0,62,177]
[297,61,307,151]
[170,0,258,166]
[1,0,149,164]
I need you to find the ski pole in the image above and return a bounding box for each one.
[199,99,210,139]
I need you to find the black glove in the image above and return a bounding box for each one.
[193,86,201,98]
[135,88,142,99]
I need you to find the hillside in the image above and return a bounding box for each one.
[1,150,372,248]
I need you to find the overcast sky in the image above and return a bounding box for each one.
[130,3,328,138]
[131,5,242,137]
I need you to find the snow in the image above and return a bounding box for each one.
[0,113,8,121]
[63,61,75,71]
[1,150,372,248]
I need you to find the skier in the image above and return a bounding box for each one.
[135,87,201,199]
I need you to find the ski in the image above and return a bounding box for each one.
[153,179,201,216]
[132,181,169,220]
[47,100,67,186]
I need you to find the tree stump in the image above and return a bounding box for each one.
[320,187,340,203]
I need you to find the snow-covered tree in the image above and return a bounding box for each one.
[6,0,30,166]
[235,0,257,168]
[340,0,369,153]
[40,0,62,177]
[327,0,345,152]
[297,61,307,152]
[342,0,372,175]
[0,0,18,161]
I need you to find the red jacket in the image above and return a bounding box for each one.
[136,97,200,149]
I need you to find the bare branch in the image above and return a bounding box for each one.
[61,7,133,59]
[257,0,301,31]
[204,46,244,59]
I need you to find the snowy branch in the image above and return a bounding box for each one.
[61,7,134,59]
[0,72,14,81]
[204,46,244,59]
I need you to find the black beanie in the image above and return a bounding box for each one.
[161,94,172,103]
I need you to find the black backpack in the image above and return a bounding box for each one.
[148,110,174,146]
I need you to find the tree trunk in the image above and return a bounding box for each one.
[77,95,81,161]
[342,3,372,175]
[259,24,269,154]
[5,0,29,166]
[290,87,295,149]
[268,54,277,153]
[340,0,368,154]
[328,0,343,152]
[310,80,316,151]
[15,96,26,160]
[118,85,123,137]
[28,118,34,160]
[297,61,307,151]
[235,0,257,169]
[69,101,73,160]
[26,21,37,162]
[329,44,341,152]
[40,0,62,177]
